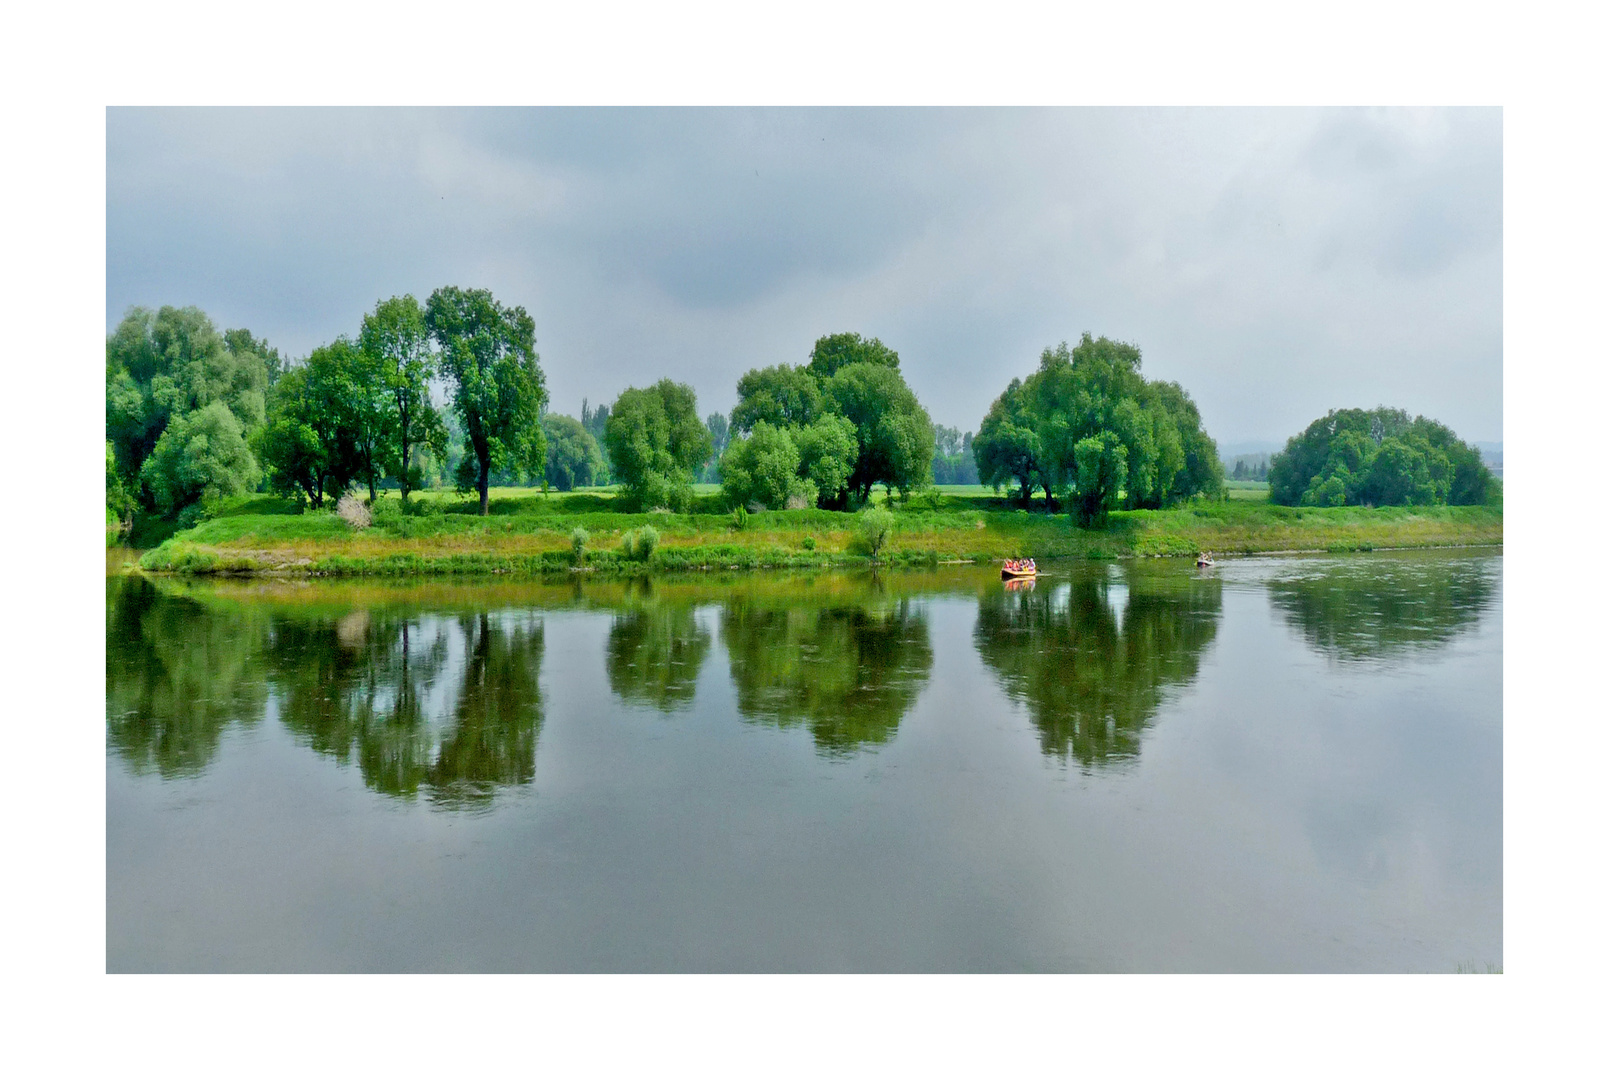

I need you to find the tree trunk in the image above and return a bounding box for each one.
[399,437,412,504]
[478,457,491,516]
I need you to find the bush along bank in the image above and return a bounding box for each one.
[131,493,1502,578]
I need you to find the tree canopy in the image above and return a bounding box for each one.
[359,294,445,503]
[972,334,1223,523]
[541,413,607,491]
[723,334,934,509]
[106,305,272,515]
[425,287,548,514]
[140,401,262,517]
[605,379,712,511]
[805,331,901,381]
[730,364,823,434]
[255,340,381,508]
[1267,407,1496,507]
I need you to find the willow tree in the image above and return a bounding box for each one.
[972,334,1223,524]
[604,379,712,511]
[425,287,547,515]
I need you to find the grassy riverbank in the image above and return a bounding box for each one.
[130,484,1502,577]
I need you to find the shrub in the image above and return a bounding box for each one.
[570,526,590,562]
[336,494,372,529]
[801,535,816,551]
[370,498,402,525]
[731,506,749,531]
[860,506,895,560]
[620,525,659,562]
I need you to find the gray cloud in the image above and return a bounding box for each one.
[107,107,1501,444]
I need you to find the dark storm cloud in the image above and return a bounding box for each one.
[106,107,1501,444]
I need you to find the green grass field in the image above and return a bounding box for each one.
[130,484,1502,578]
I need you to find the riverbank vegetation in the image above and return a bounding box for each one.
[132,484,1500,577]
[109,290,1499,575]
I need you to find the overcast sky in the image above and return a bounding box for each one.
[106,107,1501,447]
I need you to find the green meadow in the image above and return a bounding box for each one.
[132,483,1501,577]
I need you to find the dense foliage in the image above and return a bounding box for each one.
[359,295,446,503]
[106,306,274,520]
[580,398,612,474]
[973,334,1224,523]
[1267,407,1496,507]
[723,331,935,509]
[541,413,608,491]
[141,401,263,518]
[604,379,713,511]
[109,290,551,526]
[426,287,548,515]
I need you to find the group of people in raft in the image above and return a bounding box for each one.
[1004,557,1037,574]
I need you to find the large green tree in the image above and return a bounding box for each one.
[973,335,1223,524]
[359,295,445,504]
[139,401,262,517]
[725,336,935,508]
[424,287,548,515]
[1267,407,1495,508]
[720,421,809,510]
[254,340,385,508]
[106,305,272,511]
[604,379,712,511]
[823,362,935,501]
[322,338,391,503]
[256,365,337,508]
[974,377,1045,505]
[540,413,607,491]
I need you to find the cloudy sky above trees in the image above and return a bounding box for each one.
[107,107,1501,447]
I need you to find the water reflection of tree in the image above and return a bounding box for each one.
[605,603,712,712]
[269,610,544,809]
[1265,555,1498,663]
[974,571,1222,769]
[106,575,267,778]
[720,594,933,756]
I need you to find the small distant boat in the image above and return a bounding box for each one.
[1001,562,1038,580]
[1196,552,1215,568]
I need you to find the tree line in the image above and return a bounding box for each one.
[107,288,548,523]
[109,286,1492,530]
[103,299,1229,526]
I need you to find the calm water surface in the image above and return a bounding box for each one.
[106,551,1502,972]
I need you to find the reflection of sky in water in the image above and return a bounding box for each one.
[107,555,1501,972]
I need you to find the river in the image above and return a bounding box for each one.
[106,550,1502,972]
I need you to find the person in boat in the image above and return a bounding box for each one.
[1026,558,1035,573]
